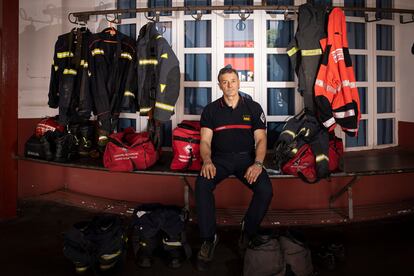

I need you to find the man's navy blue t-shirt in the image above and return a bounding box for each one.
[200,96,266,154]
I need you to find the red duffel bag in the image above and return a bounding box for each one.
[103,128,157,172]
[282,136,343,183]
[171,120,202,171]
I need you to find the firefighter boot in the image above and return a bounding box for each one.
[54,133,78,162]
[40,131,55,161]
[79,124,95,157]
[97,129,110,154]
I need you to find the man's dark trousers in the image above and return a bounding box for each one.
[195,152,273,240]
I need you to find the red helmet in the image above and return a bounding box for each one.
[35,117,65,137]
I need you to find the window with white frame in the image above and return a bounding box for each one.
[114,0,397,151]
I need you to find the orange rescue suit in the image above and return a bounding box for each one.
[314,8,360,136]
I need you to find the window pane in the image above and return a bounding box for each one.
[267,54,294,81]
[118,118,136,132]
[224,19,254,48]
[148,0,172,16]
[376,0,393,20]
[347,22,366,49]
[117,0,136,19]
[185,0,211,15]
[185,88,212,115]
[224,54,254,82]
[267,20,294,48]
[346,120,367,147]
[377,56,394,82]
[185,54,211,81]
[267,88,295,116]
[155,22,172,45]
[377,24,394,51]
[377,118,394,145]
[344,0,365,17]
[161,120,172,147]
[351,55,366,81]
[265,0,293,14]
[377,87,394,113]
[267,122,285,149]
[358,87,367,114]
[224,0,253,14]
[185,20,211,48]
[118,24,136,39]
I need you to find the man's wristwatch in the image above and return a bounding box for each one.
[254,160,264,168]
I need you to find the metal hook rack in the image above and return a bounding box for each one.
[68,5,414,25]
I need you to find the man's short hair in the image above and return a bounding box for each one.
[218,65,238,82]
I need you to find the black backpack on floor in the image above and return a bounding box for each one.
[244,232,286,276]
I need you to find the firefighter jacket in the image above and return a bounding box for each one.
[87,28,137,135]
[287,3,327,113]
[48,28,92,125]
[314,8,360,136]
[136,22,180,121]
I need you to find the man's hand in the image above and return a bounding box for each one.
[200,160,216,179]
[244,163,263,184]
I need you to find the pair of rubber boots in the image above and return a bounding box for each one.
[50,123,95,162]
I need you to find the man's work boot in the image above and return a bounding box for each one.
[196,235,218,272]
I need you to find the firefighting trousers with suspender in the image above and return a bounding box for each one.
[287,3,327,114]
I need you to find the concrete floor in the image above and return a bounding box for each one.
[1,199,414,276]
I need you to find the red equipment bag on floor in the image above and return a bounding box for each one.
[103,128,157,172]
[282,136,343,183]
[171,120,202,171]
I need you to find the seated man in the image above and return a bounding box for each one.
[195,66,273,271]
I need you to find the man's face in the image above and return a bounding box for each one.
[218,72,240,97]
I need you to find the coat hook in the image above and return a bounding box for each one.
[191,10,203,21]
[105,13,121,24]
[145,10,160,23]
[239,9,251,21]
[68,13,77,24]
[400,14,414,24]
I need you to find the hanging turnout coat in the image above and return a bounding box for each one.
[87,28,137,135]
[48,28,92,125]
[314,8,360,136]
[136,22,180,122]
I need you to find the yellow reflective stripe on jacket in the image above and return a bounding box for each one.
[287,47,299,57]
[301,48,322,56]
[57,51,74,58]
[140,107,152,113]
[155,102,174,112]
[162,238,182,247]
[63,68,77,75]
[121,52,132,60]
[160,84,166,93]
[100,250,122,261]
[80,60,88,68]
[291,148,298,154]
[156,35,162,39]
[280,129,296,139]
[124,91,135,98]
[139,59,158,65]
[54,66,59,71]
[91,48,104,56]
[160,53,168,59]
[316,154,329,163]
